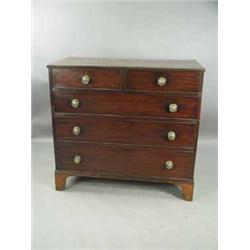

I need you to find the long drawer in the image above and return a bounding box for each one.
[53,90,199,119]
[54,116,197,148]
[56,142,195,180]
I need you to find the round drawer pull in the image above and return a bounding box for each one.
[169,103,178,113]
[81,74,91,85]
[157,76,167,87]
[72,126,81,136]
[71,98,80,109]
[167,131,176,141]
[165,160,174,170]
[73,155,82,165]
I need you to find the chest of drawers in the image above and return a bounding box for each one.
[47,58,205,201]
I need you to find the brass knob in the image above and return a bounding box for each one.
[157,76,167,87]
[169,103,178,113]
[72,126,81,136]
[73,155,82,165]
[165,160,174,170]
[167,131,176,141]
[71,98,80,108]
[81,74,91,85]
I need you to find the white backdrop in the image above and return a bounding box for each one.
[32,1,217,140]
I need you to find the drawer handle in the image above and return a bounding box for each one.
[81,74,91,85]
[72,126,81,136]
[157,76,167,87]
[71,98,80,108]
[165,160,174,170]
[167,131,176,141]
[169,103,178,113]
[73,155,82,165]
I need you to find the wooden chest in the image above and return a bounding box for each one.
[47,58,205,201]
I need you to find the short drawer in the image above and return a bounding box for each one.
[53,90,199,119]
[56,142,195,180]
[52,68,122,89]
[54,116,197,148]
[126,69,201,92]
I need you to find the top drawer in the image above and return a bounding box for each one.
[126,69,202,92]
[52,68,122,89]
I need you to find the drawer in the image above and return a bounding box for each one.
[54,116,197,148]
[52,68,122,89]
[53,90,199,119]
[126,69,201,92]
[56,142,195,180]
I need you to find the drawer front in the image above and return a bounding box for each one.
[126,69,201,92]
[56,142,195,179]
[52,68,122,89]
[55,116,197,148]
[53,90,199,119]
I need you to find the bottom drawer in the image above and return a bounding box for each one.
[56,142,195,180]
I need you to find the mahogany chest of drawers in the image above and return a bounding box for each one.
[47,58,205,201]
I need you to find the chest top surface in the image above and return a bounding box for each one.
[47,57,205,71]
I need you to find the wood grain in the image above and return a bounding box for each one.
[54,116,197,148]
[48,57,205,200]
[53,90,199,119]
[52,68,122,89]
[126,69,201,92]
[55,142,195,180]
[47,57,205,71]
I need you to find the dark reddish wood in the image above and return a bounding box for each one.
[55,169,194,199]
[56,142,195,180]
[48,58,205,201]
[55,169,193,185]
[47,57,205,71]
[53,90,199,119]
[126,69,201,92]
[54,116,197,148]
[52,68,122,89]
